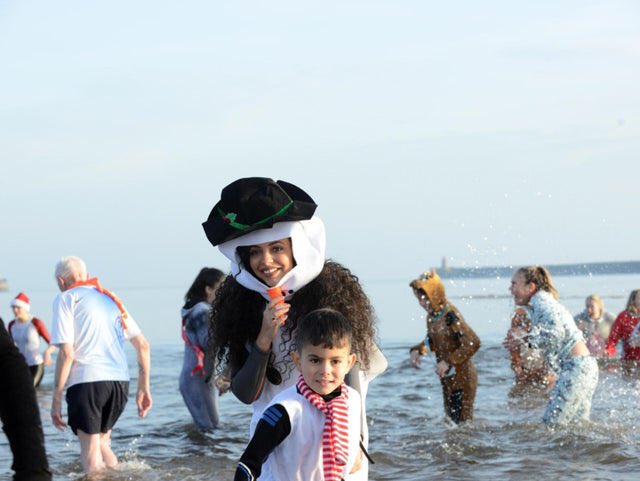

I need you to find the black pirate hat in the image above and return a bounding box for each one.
[202,177,318,246]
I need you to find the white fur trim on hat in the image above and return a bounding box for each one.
[11,293,30,312]
[218,217,326,300]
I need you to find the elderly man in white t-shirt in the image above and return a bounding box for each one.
[50,256,152,473]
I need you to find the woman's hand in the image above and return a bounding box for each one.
[503,327,526,352]
[255,296,290,352]
[435,360,450,377]
[409,349,422,368]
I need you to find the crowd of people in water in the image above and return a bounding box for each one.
[2,177,640,481]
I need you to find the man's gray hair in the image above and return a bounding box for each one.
[55,256,87,280]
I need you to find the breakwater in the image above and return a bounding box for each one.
[437,260,640,279]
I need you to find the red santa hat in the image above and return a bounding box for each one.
[11,292,30,312]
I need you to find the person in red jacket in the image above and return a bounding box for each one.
[606,289,640,365]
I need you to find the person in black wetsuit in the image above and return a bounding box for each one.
[0,317,52,481]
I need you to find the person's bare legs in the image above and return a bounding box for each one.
[100,430,118,468]
[77,430,106,473]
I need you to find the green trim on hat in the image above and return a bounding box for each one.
[217,201,294,231]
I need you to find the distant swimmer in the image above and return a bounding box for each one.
[574,294,615,358]
[509,266,598,424]
[7,292,57,387]
[409,269,480,424]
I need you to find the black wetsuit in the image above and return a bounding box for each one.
[0,319,52,481]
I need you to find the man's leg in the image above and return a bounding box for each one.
[77,430,105,473]
[99,430,118,468]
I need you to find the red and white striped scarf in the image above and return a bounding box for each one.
[296,373,349,481]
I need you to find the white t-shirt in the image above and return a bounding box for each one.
[51,285,142,388]
[10,320,44,366]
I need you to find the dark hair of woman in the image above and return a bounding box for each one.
[183,267,226,310]
[207,260,376,383]
[625,289,640,314]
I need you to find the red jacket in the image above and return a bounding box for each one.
[606,310,640,360]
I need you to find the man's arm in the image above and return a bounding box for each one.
[130,334,152,417]
[51,343,74,430]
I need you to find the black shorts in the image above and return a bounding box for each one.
[66,380,129,435]
[29,363,45,388]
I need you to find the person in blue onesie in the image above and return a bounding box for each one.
[509,265,598,423]
[179,267,225,430]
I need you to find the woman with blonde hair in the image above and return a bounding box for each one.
[574,294,616,358]
[509,266,598,423]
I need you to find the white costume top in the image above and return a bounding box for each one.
[260,384,362,481]
[10,320,44,366]
[51,285,142,388]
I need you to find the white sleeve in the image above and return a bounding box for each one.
[124,313,142,340]
[51,293,74,345]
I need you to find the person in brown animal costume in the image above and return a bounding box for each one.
[408,270,480,423]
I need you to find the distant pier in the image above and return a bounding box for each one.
[436,258,640,279]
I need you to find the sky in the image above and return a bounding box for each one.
[1,1,639,340]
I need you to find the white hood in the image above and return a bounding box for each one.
[218,216,326,301]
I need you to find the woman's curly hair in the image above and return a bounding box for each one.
[206,260,377,383]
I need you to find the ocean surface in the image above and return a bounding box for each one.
[2,274,640,481]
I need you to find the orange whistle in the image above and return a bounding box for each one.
[267,287,284,305]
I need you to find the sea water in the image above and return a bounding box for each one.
[2,274,640,480]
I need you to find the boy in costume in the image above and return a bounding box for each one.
[234,308,363,481]
[409,270,480,423]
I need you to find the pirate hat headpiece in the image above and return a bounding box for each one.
[203,177,325,301]
[202,177,318,247]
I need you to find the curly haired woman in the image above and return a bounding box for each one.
[202,177,386,480]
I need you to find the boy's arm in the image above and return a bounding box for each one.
[234,404,291,481]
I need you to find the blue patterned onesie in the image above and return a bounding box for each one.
[529,291,599,423]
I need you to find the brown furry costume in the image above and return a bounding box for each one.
[410,271,480,423]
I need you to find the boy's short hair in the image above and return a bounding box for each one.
[295,308,353,353]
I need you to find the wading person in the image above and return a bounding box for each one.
[408,270,480,424]
[50,256,152,473]
[509,265,598,423]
